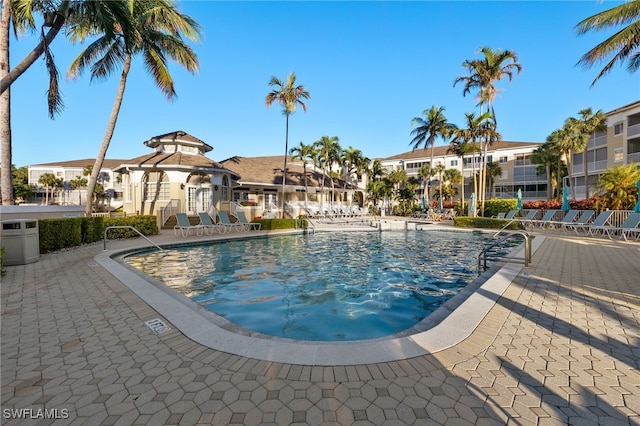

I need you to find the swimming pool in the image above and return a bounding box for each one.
[125,230,518,341]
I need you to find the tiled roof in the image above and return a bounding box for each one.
[117,151,239,178]
[144,130,213,152]
[221,156,354,188]
[29,159,128,169]
[380,141,541,161]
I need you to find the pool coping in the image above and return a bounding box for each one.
[95,228,545,366]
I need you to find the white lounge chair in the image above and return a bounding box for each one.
[531,210,559,228]
[514,210,539,228]
[545,210,580,229]
[586,211,615,237]
[562,210,594,234]
[174,213,204,237]
[198,212,223,235]
[217,211,245,233]
[235,211,261,231]
[592,212,640,240]
[620,212,640,241]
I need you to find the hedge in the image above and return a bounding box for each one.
[38,215,158,253]
[254,218,307,230]
[454,216,524,230]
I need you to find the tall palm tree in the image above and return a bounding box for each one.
[454,46,521,215]
[432,163,446,208]
[417,163,433,207]
[484,161,502,198]
[450,111,485,214]
[314,135,341,209]
[548,121,582,200]
[289,141,315,212]
[530,141,561,200]
[0,0,133,205]
[409,105,457,207]
[575,0,640,86]
[265,71,310,217]
[571,108,607,198]
[67,0,200,215]
[443,168,462,202]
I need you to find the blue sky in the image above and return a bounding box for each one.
[7,0,639,168]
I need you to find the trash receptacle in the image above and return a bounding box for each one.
[1,219,40,265]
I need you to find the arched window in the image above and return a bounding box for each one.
[142,171,169,201]
[221,175,229,201]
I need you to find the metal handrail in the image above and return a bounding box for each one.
[479,229,532,271]
[104,226,165,252]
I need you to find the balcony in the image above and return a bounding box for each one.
[628,123,640,138]
[628,152,640,164]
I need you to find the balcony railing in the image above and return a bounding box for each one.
[628,123,640,138]
[628,152,640,164]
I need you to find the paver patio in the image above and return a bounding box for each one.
[1,226,639,425]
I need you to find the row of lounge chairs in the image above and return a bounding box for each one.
[173,211,261,237]
[411,208,456,221]
[498,209,640,241]
[303,203,370,219]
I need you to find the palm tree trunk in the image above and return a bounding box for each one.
[0,1,69,94]
[583,147,589,199]
[460,160,465,216]
[567,150,575,200]
[281,114,289,218]
[85,54,131,215]
[0,0,13,205]
[546,164,552,200]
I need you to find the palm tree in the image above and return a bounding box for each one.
[432,163,446,208]
[571,108,607,198]
[449,113,483,213]
[67,0,200,215]
[575,1,640,86]
[484,161,502,198]
[548,121,582,200]
[265,71,310,217]
[530,141,561,200]
[0,0,133,205]
[314,135,341,209]
[417,163,433,207]
[409,105,457,206]
[443,168,462,202]
[454,47,521,214]
[289,141,315,213]
[38,172,61,205]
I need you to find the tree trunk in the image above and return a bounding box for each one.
[280,114,289,218]
[85,54,131,215]
[0,0,12,204]
[583,147,589,199]
[546,164,552,200]
[567,150,575,200]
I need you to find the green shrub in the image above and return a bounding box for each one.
[103,215,159,239]
[0,247,5,275]
[81,216,104,244]
[454,216,524,230]
[483,198,518,218]
[38,215,159,253]
[254,218,306,230]
[39,218,83,253]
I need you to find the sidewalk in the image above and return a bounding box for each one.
[2,229,639,425]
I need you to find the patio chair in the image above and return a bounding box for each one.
[620,212,640,241]
[585,211,615,237]
[530,210,559,228]
[235,211,261,231]
[173,213,204,237]
[591,212,640,240]
[198,212,223,235]
[514,209,540,228]
[545,209,580,229]
[217,211,245,233]
[562,210,595,234]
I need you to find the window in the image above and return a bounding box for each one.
[143,171,170,201]
[614,122,623,135]
[499,156,508,163]
[221,176,229,202]
[614,148,624,162]
[450,159,458,167]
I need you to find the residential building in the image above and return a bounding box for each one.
[378,141,545,204]
[569,100,640,199]
[27,158,126,207]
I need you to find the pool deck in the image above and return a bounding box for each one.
[2,223,640,425]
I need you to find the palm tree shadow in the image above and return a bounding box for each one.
[490,356,633,424]
[477,285,640,371]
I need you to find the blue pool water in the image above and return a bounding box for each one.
[124,230,516,341]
